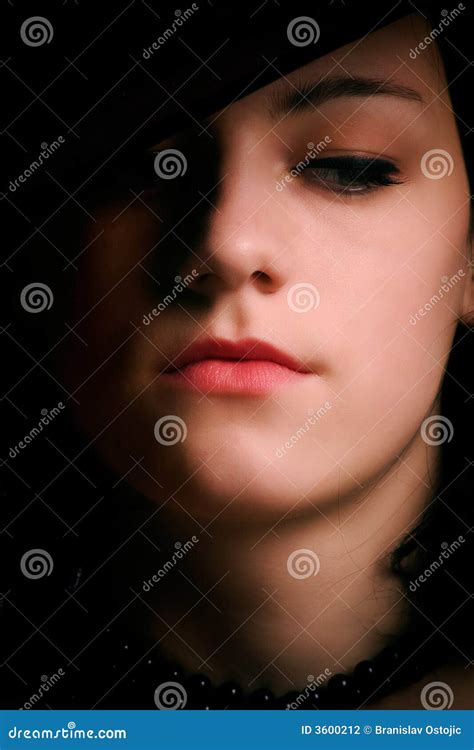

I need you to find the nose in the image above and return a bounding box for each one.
[184,139,289,297]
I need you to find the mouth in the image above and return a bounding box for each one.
[160,337,313,395]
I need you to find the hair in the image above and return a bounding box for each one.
[388,2,474,666]
[2,0,472,704]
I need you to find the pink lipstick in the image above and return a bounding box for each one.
[161,338,312,395]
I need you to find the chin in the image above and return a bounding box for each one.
[131,424,344,523]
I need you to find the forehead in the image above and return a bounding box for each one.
[217,14,449,120]
[153,14,454,152]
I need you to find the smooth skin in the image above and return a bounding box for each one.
[60,14,473,706]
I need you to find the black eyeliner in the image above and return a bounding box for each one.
[300,154,405,193]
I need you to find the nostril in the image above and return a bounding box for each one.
[252,270,272,285]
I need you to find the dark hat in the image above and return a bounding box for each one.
[2,0,473,206]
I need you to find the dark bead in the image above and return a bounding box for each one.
[248,688,275,708]
[187,698,216,709]
[391,659,417,686]
[353,659,378,692]
[374,647,400,672]
[274,690,301,710]
[396,639,432,687]
[410,657,430,682]
[281,685,327,710]
[187,696,216,709]
[327,673,353,692]
[351,687,364,710]
[159,661,185,683]
[215,681,243,706]
[354,660,377,680]
[185,673,213,709]
[378,674,395,697]
[372,648,402,693]
[186,673,213,696]
[326,674,354,708]
[304,690,325,710]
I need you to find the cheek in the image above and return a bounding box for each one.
[313,200,468,457]
[70,209,160,354]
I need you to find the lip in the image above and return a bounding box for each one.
[160,337,312,395]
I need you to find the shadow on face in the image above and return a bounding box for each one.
[59,13,472,524]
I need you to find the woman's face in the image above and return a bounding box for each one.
[62,14,472,522]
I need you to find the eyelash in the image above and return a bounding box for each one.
[297,156,405,195]
[121,153,404,200]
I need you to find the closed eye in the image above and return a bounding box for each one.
[299,155,406,195]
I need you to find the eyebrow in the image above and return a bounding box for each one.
[267,75,424,119]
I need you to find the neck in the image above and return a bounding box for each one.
[134,434,440,696]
